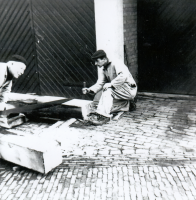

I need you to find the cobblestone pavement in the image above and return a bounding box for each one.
[1,94,196,199]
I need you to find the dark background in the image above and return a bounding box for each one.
[138,0,196,94]
[0,0,96,99]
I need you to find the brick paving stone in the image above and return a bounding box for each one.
[1,190,12,200]
[1,96,196,199]
[59,188,68,199]
[0,181,6,191]
[6,194,15,200]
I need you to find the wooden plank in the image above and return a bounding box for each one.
[6,92,65,103]
[0,133,62,173]
[34,118,77,139]
[5,93,94,120]
[0,98,71,116]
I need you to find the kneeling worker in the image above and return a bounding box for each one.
[82,50,137,125]
[0,55,27,111]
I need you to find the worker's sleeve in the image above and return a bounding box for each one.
[89,67,107,93]
[0,80,12,104]
[110,61,130,88]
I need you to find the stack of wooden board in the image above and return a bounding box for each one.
[0,113,28,128]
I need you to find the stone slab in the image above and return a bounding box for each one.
[0,133,62,174]
[5,93,93,120]
[62,99,93,120]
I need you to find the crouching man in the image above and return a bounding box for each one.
[82,50,137,125]
[0,55,26,112]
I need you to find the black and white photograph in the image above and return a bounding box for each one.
[0,0,196,199]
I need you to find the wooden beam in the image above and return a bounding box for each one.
[4,93,94,120]
[0,98,71,116]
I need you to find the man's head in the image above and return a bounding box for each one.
[91,50,108,68]
[6,55,27,78]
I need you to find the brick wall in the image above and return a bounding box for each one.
[123,0,138,83]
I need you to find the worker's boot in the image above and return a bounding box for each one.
[129,100,136,111]
[88,112,110,126]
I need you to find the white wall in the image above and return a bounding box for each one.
[94,0,124,61]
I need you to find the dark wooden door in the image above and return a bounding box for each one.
[31,0,97,98]
[0,0,40,94]
[138,0,196,95]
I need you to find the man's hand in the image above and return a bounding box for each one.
[83,87,94,94]
[103,83,112,91]
[82,88,95,95]
[82,87,89,94]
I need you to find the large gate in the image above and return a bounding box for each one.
[31,0,97,98]
[138,0,196,95]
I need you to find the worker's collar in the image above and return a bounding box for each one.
[103,61,111,70]
[6,66,13,81]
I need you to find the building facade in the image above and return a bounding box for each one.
[0,0,137,98]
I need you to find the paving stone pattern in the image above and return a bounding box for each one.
[1,95,196,199]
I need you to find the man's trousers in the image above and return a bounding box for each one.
[95,83,137,117]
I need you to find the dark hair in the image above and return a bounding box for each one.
[91,50,107,60]
[7,55,27,65]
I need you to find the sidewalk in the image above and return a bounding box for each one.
[1,93,196,200]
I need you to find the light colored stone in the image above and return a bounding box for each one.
[0,133,62,174]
